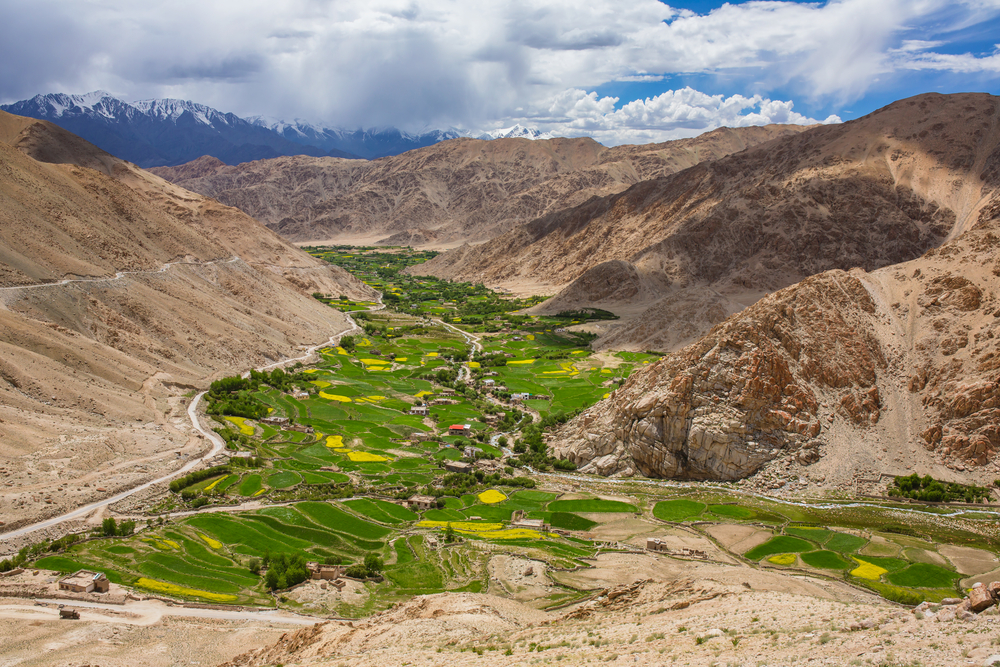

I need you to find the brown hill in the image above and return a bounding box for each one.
[553,202,1000,487]
[0,111,373,531]
[149,125,809,245]
[420,93,1000,353]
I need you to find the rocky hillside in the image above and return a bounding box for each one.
[553,203,1000,486]
[149,125,808,245]
[0,111,374,530]
[421,92,1000,353]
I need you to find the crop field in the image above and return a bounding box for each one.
[643,488,999,603]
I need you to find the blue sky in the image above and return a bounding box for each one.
[1,0,999,144]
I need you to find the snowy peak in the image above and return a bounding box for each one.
[132,97,233,126]
[476,124,555,140]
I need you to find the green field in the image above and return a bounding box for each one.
[653,499,705,521]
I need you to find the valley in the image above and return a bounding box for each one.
[4,249,1000,659]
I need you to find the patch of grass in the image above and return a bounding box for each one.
[824,532,868,554]
[785,526,834,543]
[887,563,962,588]
[744,536,815,561]
[707,504,755,520]
[652,499,704,522]
[800,550,852,570]
[546,512,598,531]
[547,499,637,513]
[237,474,263,496]
[266,471,302,489]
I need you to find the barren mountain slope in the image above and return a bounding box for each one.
[218,573,989,667]
[149,125,809,245]
[420,93,1000,352]
[0,111,374,531]
[553,202,1000,487]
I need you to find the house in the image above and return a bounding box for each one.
[288,424,314,434]
[494,386,507,393]
[483,414,500,424]
[440,388,456,396]
[448,424,472,437]
[482,379,495,386]
[463,446,482,458]
[431,398,457,406]
[231,451,253,459]
[511,511,549,532]
[261,416,289,425]
[306,562,343,580]
[409,406,429,416]
[58,570,110,594]
[293,391,310,399]
[405,495,437,510]
[444,461,473,474]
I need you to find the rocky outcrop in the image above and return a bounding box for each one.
[556,205,1000,481]
[555,272,884,479]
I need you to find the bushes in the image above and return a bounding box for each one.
[889,473,990,503]
[263,552,310,590]
[101,518,136,537]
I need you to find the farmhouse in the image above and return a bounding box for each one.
[483,414,500,424]
[431,398,457,406]
[444,461,473,474]
[306,562,343,580]
[482,379,495,386]
[448,424,472,436]
[463,445,482,458]
[511,511,549,532]
[261,416,289,425]
[405,494,437,510]
[440,389,456,396]
[409,406,429,416]
[293,391,310,399]
[58,570,110,594]
[289,424,314,434]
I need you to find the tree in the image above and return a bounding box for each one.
[445,523,456,544]
[340,335,356,353]
[364,553,384,576]
[117,520,136,536]
[101,517,117,537]
[248,558,261,574]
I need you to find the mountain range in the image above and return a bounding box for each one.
[149,124,808,246]
[0,92,556,168]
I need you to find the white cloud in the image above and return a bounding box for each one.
[0,0,997,133]
[516,87,840,145]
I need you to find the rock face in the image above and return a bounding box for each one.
[149,125,809,245]
[421,93,1000,354]
[554,209,1000,482]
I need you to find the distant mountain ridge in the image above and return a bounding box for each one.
[0,91,557,167]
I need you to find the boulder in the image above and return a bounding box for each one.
[970,585,996,613]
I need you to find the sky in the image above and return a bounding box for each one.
[2,0,1000,145]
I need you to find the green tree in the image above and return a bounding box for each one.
[101,517,117,537]
[364,553,384,576]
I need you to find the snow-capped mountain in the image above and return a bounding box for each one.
[1,91,560,167]
[1,91,329,167]
[247,117,465,159]
[476,124,555,140]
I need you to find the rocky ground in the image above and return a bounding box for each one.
[222,572,1000,667]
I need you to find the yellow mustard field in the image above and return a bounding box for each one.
[223,416,254,436]
[851,557,888,580]
[319,391,352,402]
[136,578,237,603]
[478,489,507,504]
[325,435,344,448]
[348,451,388,462]
[198,533,223,549]
[768,553,797,566]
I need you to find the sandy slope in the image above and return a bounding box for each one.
[420,92,1000,355]
[0,111,375,533]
